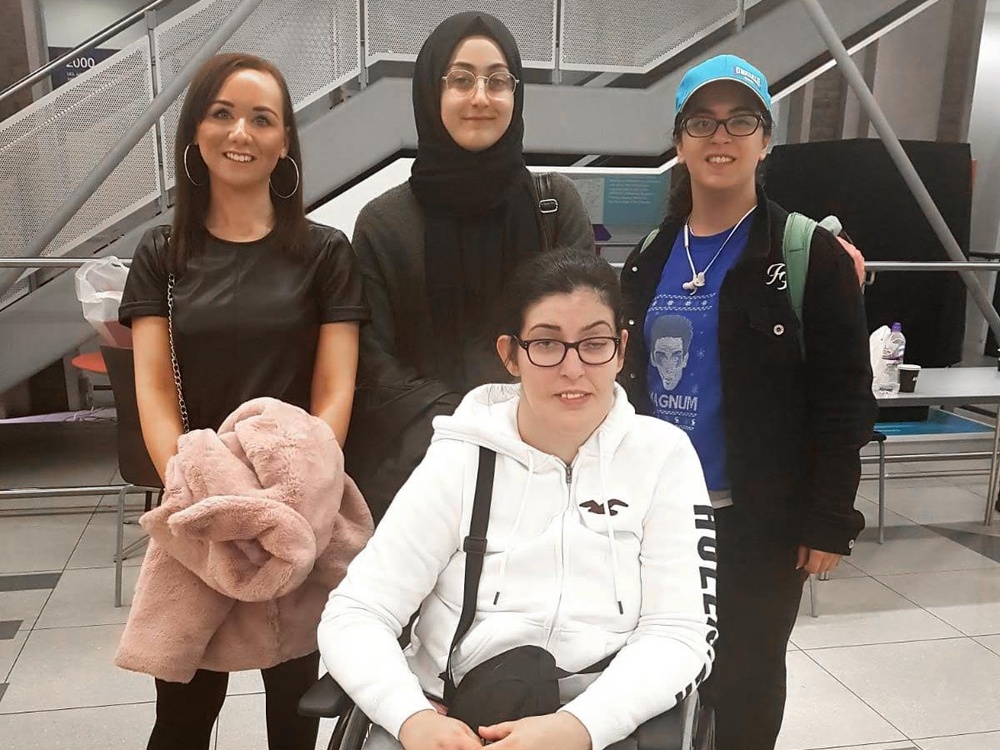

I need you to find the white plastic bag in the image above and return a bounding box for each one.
[869,325,890,395]
[74,256,132,347]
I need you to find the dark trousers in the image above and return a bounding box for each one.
[147,650,321,750]
[700,507,806,750]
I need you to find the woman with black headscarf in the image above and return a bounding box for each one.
[345,12,594,522]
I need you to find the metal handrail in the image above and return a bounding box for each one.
[603,259,1000,272]
[0,0,265,300]
[0,0,174,106]
[866,262,1000,272]
[0,486,130,501]
[0,258,996,272]
[800,0,1000,374]
[0,258,131,269]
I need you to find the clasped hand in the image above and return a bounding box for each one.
[399,709,591,750]
[796,545,842,575]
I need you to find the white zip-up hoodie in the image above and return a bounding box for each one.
[318,383,717,750]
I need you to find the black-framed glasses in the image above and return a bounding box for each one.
[514,336,621,367]
[441,70,519,99]
[681,113,764,138]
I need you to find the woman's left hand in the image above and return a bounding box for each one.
[797,545,843,575]
[478,712,591,750]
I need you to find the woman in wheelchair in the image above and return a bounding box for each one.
[319,249,717,750]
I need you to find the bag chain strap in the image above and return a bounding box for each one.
[167,273,190,433]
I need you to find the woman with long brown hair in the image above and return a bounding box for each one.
[118,52,368,750]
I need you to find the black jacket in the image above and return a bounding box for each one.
[344,176,595,522]
[620,193,875,556]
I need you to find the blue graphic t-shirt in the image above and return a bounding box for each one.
[644,217,753,491]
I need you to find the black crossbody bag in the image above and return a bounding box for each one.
[441,447,613,730]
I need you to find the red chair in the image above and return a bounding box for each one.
[70,351,110,411]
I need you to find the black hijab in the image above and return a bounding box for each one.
[409,12,545,378]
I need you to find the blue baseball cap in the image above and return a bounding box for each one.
[675,54,772,117]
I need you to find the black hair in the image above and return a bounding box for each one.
[650,314,694,354]
[498,248,622,363]
[666,94,774,222]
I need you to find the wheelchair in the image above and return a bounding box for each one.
[299,670,711,750]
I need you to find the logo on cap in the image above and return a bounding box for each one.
[734,66,762,88]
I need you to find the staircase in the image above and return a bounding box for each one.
[0,0,942,394]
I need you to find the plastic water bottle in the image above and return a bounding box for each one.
[876,322,906,395]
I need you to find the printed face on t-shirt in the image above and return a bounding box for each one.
[652,334,688,391]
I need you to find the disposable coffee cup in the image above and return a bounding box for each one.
[899,364,921,393]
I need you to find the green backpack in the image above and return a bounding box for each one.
[637,212,842,358]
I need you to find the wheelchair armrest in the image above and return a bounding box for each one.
[298,672,355,719]
[636,691,698,750]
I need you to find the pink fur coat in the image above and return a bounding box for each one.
[116,398,374,683]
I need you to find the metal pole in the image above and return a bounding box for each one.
[0,0,173,105]
[358,0,369,89]
[0,0,265,299]
[553,0,563,85]
[798,0,1000,345]
[986,414,1000,524]
[147,7,170,215]
[0,485,130,500]
[0,258,131,268]
[865,262,1000,272]
[877,439,885,544]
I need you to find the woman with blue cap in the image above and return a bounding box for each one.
[619,54,876,749]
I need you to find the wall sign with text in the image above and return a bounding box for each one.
[47,47,118,89]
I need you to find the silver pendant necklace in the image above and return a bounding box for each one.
[682,205,757,294]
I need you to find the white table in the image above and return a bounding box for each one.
[875,367,1000,524]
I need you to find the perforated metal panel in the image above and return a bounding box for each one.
[560,0,738,73]
[155,0,361,189]
[0,39,160,298]
[364,0,557,69]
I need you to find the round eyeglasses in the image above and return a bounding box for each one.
[441,70,518,99]
[514,336,621,367]
[681,113,764,138]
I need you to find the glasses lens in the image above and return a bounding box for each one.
[684,117,718,138]
[487,72,516,96]
[445,70,476,94]
[579,337,618,365]
[526,339,565,367]
[726,114,760,136]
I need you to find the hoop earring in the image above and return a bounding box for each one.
[183,143,205,187]
[270,155,300,199]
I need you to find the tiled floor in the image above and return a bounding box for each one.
[4,420,1000,749]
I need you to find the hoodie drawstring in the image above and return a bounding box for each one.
[598,451,624,615]
[493,451,534,605]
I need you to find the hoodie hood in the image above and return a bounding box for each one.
[432,382,637,468]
